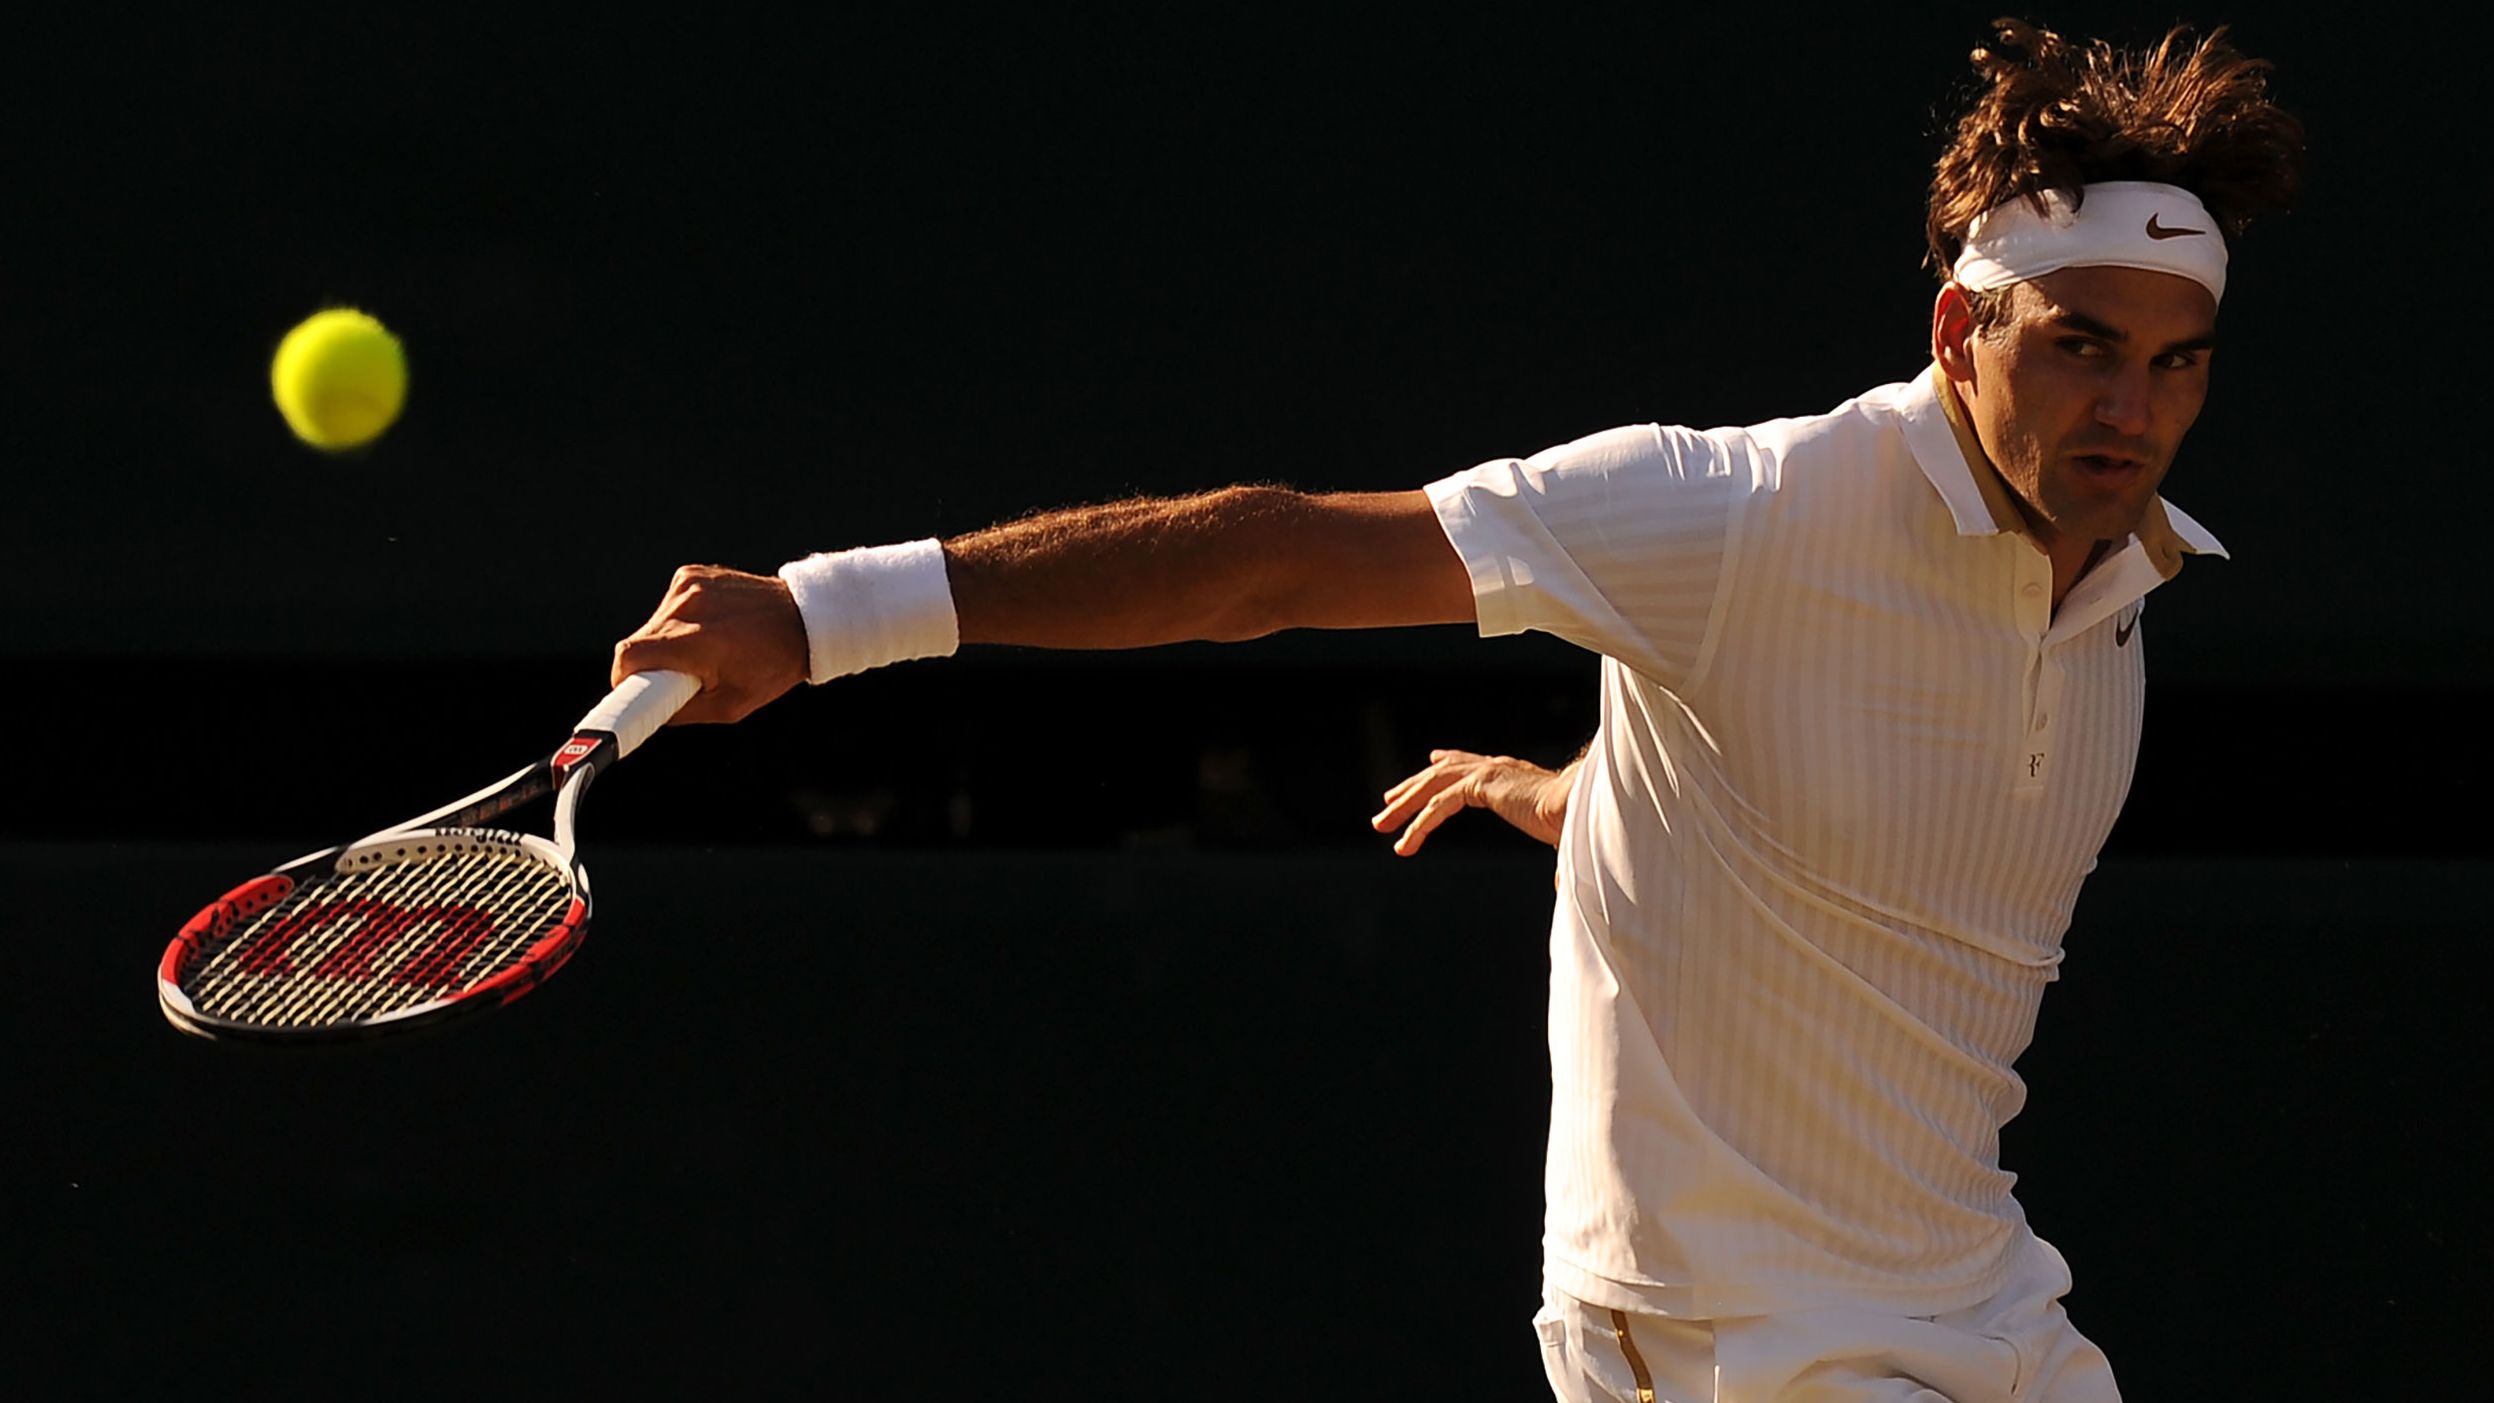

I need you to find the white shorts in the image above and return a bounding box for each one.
[1533,1234,2119,1402]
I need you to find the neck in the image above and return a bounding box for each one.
[2054,537,2115,609]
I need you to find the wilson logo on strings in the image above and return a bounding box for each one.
[237,900,503,988]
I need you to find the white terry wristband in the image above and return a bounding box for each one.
[775,539,961,684]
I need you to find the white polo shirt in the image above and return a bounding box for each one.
[1425,366,2225,1320]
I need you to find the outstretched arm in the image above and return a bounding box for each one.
[610,486,1474,724]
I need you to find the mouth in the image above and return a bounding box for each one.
[2071,452,2146,488]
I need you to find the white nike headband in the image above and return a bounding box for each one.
[1952,181,2227,305]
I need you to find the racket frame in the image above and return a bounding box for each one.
[158,671,692,1045]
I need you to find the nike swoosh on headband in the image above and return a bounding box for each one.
[1955,182,2228,304]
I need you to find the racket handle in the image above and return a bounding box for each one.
[575,670,700,760]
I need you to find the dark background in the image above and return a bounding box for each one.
[6,5,2481,1397]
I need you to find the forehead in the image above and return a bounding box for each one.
[2012,266,2220,340]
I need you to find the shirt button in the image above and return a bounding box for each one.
[2023,582,2045,598]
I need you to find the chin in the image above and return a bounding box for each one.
[2055,468,2160,516]
[2045,499,2145,545]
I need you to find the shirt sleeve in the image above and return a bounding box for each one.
[1424,422,1743,691]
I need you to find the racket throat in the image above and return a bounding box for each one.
[548,726,630,857]
[389,763,554,837]
[553,761,597,857]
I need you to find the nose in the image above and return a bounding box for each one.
[2095,363,2151,437]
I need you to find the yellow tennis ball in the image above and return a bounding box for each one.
[270,308,407,450]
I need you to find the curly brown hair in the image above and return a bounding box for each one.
[1926,18,2306,302]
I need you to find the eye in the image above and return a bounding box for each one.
[2152,350,2204,370]
[2056,337,2107,358]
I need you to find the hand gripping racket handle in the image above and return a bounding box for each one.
[574,670,700,759]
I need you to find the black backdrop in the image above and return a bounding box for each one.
[6,6,2484,1397]
[4,6,2483,688]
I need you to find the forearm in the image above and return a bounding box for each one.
[611,483,1472,724]
[944,485,1472,649]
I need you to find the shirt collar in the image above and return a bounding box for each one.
[1900,363,2228,579]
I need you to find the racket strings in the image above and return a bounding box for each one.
[186,842,574,1029]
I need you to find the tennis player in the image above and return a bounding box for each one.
[614,20,2302,1399]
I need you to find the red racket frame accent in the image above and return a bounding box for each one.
[159,873,300,987]
[461,896,591,1006]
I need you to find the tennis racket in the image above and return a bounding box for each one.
[158,669,701,1044]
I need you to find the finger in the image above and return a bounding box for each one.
[1392,783,1476,856]
[1373,765,1461,830]
[701,673,804,727]
[611,633,719,695]
[1373,764,1441,821]
[668,691,745,726]
[1382,750,1483,803]
[634,568,702,636]
[1374,767,1442,820]
[1391,790,1461,855]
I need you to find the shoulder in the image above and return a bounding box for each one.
[1722,378,1925,489]
[1444,378,1923,500]
[1738,378,1919,450]
[1522,423,1672,472]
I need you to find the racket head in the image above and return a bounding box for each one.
[159,827,591,1044]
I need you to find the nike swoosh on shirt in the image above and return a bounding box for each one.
[2115,609,2140,646]
[2145,214,2207,240]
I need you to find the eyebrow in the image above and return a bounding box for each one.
[2051,309,2219,355]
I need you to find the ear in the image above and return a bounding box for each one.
[1932,282,1979,387]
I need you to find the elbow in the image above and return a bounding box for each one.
[1211,485,1321,641]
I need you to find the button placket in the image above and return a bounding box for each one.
[2018,654,2068,792]
[2013,551,2053,792]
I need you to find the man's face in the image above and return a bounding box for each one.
[1942,265,2219,551]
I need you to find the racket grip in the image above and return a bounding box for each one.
[576,670,700,760]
